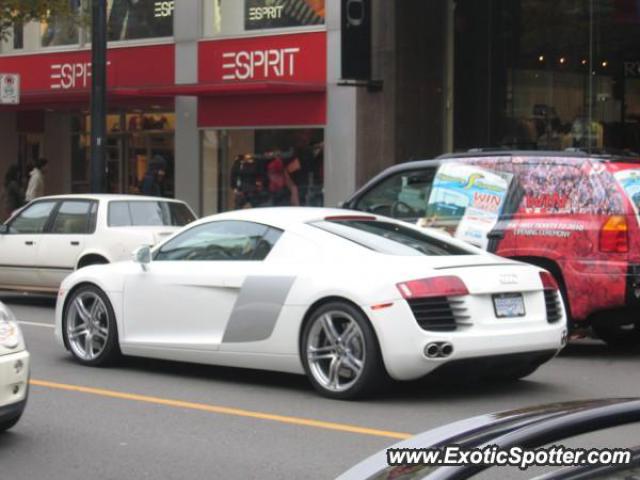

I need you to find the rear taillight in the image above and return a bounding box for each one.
[599,215,629,253]
[539,271,559,290]
[397,276,469,299]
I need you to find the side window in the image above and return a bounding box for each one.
[254,227,283,260]
[355,169,436,221]
[129,202,167,226]
[9,201,57,234]
[154,221,281,262]
[108,202,132,227]
[168,202,197,226]
[421,161,514,248]
[51,201,95,234]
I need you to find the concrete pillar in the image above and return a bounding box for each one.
[174,0,202,214]
[324,0,358,207]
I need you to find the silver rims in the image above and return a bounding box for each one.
[306,311,366,393]
[66,291,109,361]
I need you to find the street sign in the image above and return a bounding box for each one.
[0,74,20,104]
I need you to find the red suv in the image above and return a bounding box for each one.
[344,152,640,346]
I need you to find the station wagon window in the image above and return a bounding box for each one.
[355,169,437,221]
[51,201,97,234]
[108,201,195,227]
[312,219,473,256]
[8,201,57,234]
[154,221,282,261]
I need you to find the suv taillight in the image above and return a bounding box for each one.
[397,276,469,299]
[599,215,629,253]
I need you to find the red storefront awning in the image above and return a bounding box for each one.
[0,32,328,126]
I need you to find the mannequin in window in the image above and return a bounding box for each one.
[571,108,604,150]
[263,148,300,206]
[230,154,268,209]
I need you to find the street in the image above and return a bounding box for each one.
[1,295,639,480]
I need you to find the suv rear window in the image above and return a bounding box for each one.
[311,219,473,256]
[108,201,196,227]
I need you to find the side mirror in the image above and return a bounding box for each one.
[133,245,151,271]
[0,224,8,234]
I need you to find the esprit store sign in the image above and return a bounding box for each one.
[199,31,326,84]
[50,61,112,90]
[0,44,174,94]
[154,1,174,18]
[221,48,300,81]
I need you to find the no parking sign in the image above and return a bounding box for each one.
[0,74,20,104]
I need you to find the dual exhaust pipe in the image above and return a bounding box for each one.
[424,341,454,359]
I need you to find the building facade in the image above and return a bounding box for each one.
[1,0,639,217]
[0,0,351,217]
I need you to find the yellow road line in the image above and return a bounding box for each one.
[30,379,412,440]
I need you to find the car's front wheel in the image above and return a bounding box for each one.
[62,285,120,366]
[301,301,386,400]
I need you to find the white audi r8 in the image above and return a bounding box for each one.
[55,208,567,399]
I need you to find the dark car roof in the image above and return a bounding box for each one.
[338,398,640,480]
[344,149,640,208]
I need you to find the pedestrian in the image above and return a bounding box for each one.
[1,164,24,221]
[25,158,47,202]
[140,156,167,197]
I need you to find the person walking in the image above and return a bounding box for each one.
[2,165,24,221]
[25,158,47,202]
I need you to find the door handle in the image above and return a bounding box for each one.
[25,241,34,246]
[70,241,80,246]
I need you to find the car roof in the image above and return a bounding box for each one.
[192,207,379,230]
[35,194,188,203]
[338,398,640,480]
[375,149,639,175]
[345,149,640,207]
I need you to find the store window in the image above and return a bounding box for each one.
[454,0,640,154]
[201,128,324,215]
[71,111,175,196]
[13,23,24,50]
[41,0,81,47]
[107,0,173,41]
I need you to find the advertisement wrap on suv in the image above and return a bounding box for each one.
[350,154,640,333]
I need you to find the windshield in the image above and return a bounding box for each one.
[311,219,474,256]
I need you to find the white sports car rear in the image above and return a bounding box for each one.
[54,207,566,399]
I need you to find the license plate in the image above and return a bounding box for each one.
[493,293,525,318]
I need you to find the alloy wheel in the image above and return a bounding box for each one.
[306,310,366,393]
[66,291,110,361]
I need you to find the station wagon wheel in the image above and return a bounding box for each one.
[63,285,120,366]
[301,301,386,400]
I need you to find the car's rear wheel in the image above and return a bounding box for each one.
[592,320,640,348]
[301,301,386,400]
[63,285,120,366]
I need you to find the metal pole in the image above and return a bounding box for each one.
[90,0,107,193]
